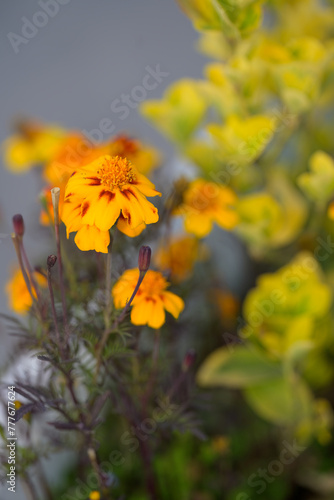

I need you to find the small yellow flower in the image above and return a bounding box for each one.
[2,120,65,173]
[62,155,161,253]
[5,267,47,314]
[89,492,100,500]
[112,269,184,329]
[155,235,207,282]
[174,178,238,238]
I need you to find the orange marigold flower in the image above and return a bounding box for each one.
[155,235,208,283]
[61,155,161,252]
[43,133,159,186]
[112,269,184,329]
[43,133,91,185]
[173,178,238,238]
[5,267,47,314]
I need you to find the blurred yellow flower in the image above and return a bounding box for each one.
[6,267,47,314]
[89,492,100,500]
[43,133,90,185]
[112,269,184,329]
[155,235,207,283]
[62,155,161,253]
[212,435,230,454]
[2,120,65,173]
[174,178,238,238]
[214,289,239,324]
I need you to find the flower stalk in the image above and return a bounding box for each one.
[51,187,69,341]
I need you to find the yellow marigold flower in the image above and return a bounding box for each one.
[62,155,161,253]
[2,120,65,173]
[5,267,47,314]
[112,269,184,329]
[154,235,207,283]
[174,178,238,238]
[89,492,100,500]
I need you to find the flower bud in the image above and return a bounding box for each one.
[47,255,57,268]
[138,246,151,273]
[182,349,196,372]
[12,214,25,237]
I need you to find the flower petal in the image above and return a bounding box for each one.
[81,189,121,231]
[74,225,110,253]
[161,291,184,319]
[131,298,165,329]
[184,213,213,237]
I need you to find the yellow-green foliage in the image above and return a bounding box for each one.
[141,0,334,442]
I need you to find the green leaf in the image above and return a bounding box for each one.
[244,375,313,426]
[197,345,281,388]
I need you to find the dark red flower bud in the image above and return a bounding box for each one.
[47,255,57,268]
[12,214,25,237]
[138,246,151,273]
[182,349,196,372]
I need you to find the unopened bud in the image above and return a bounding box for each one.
[12,214,25,237]
[138,246,151,273]
[47,255,57,268]
[182,349,196,372]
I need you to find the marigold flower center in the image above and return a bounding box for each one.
[97,156,136,190]
[186,184,218,212]
[139,271,167,296]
